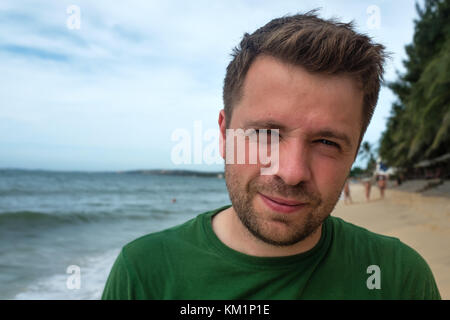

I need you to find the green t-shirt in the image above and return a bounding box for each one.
[102,205,441,300]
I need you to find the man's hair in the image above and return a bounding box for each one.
[223,11,387,145]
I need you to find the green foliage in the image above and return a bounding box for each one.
[357,141,377,173]
[350,166,364,177]
[379,0,450,168]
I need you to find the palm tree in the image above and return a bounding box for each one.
[358,141,376,174]
[379,0,450,168]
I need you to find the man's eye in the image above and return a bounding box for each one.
[317,139,339,148]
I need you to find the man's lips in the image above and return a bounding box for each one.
[258,192,307,213]
[260,193,304,205]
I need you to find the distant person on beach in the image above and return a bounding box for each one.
[376,174,388,199]
[362,176,372,202]
[103,12,440,300]
[343,178,352,205]
[396,174,403,186]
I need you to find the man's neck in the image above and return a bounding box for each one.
[211,206,323,257]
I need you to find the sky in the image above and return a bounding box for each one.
[0,0,424,172]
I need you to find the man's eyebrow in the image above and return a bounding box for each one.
[243,120,287,130]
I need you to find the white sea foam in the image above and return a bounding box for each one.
[14,248,120,300]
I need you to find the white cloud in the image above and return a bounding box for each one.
[0,0,423,170]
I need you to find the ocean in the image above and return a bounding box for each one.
[0,169,230,299]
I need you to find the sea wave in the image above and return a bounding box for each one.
[0,208,173,228]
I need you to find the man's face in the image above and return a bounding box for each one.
[219,55,363,246]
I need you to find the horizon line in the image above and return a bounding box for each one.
[0,167,225,173]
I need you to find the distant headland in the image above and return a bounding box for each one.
[118,169,224,178]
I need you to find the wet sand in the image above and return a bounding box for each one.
[333,180,450,299]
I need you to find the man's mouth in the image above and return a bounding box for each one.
[258,192,307,213]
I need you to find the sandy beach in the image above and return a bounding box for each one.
[333,180,450,299]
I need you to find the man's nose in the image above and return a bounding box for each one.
[275,139,312,186]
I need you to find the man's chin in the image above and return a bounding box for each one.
[261,218,318,245]
[249,228,314,247]
[236,207,318,247]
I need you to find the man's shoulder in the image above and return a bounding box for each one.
[325,216,440,299]
[121,205,229,259]
[328,215,433,272]
[122,215,198,257]
[329,215,401,245]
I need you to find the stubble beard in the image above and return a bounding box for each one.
[225,164,341,247]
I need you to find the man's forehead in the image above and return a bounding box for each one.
[238,57,363,106]
[235,56,362,115]
[243,55,362,90]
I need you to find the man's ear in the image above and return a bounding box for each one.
[218,109,226,160]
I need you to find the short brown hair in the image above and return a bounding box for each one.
[223,11,387,144]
